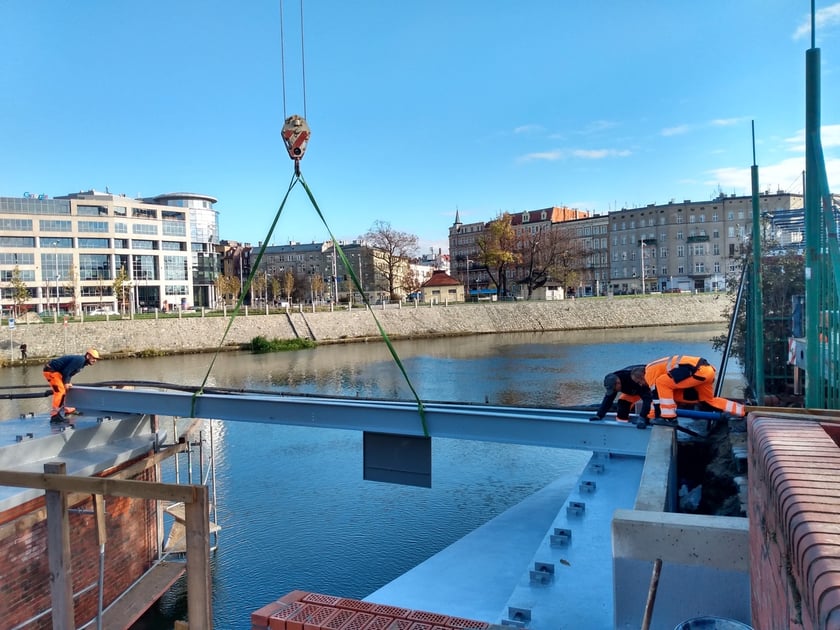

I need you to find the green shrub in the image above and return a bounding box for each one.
[248,336,316,353]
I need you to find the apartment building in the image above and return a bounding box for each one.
[0,190,220,316]
[448,192,805,299]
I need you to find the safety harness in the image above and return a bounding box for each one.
[667,356,711,383]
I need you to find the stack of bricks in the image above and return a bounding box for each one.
[748,414,840,629]
[251,590,507,629]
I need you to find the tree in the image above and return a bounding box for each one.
[113,266,131,315]
[361,221,419,300]
[477,212,520,297]
[9,266,30,317]
[214,274,241,306]
[711,250,804,397]
[549,224,591,297]
[283,270,295,304]
[311,274,325,303]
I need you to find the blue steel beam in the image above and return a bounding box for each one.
[68,386,651,457]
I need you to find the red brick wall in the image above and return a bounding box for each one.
[0,457,159,629]
[748,415,840,630]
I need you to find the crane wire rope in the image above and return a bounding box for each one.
[190,3,428,436]
[279,0,308,120]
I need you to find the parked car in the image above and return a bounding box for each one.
[90,308,118,316]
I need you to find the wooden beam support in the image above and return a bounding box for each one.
[186,489,212,628]
[0,464,212,629]
[44,462,74,630]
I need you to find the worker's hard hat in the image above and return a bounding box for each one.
[86,348,100,359]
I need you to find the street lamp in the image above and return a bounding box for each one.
[466,259,474,301]
[51,241,60,321]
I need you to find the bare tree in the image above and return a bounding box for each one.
[514,225,590,298]
[361,220,419,300]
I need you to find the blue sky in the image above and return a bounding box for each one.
[3,2,840,255]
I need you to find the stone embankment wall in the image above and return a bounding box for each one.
[4,294,729,362]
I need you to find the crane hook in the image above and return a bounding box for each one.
[281,114,310,175]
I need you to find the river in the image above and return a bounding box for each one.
[0,324,727,629]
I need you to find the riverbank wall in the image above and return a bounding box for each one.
[2,294,729,363]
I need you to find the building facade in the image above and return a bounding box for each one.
[448,192,806,299]
[0,190,220,316]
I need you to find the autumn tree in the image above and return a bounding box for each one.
[283,270,295,303]
[361,221,419,300]
[113,265,131,314]
[215,274,241,306]
[477,212,520,297]
[251,273,267,305]
[8,266,30,317]
[311,274,326,303]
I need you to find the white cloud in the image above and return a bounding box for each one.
[572,148,631,159]
[793,3,840,41]
[783,124,840,153]
[661,125,691,137]
[513,124,544,135]
[517,147,630,162]
[710,118,745,127]
[518,150,566,162]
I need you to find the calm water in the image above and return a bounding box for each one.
[0,324,726,629]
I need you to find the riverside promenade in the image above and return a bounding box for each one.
[2,294,728,363]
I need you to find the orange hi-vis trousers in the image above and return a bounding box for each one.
[647,355,746,419]
[43,370,69,416]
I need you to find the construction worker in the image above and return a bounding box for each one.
[590,365,652,428]
[645,355,745,420]
[42,348,100,423]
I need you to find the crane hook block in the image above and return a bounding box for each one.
[282,115,310,161]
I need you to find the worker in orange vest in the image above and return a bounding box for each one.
[645,355,745,420]
[42,348,100,422]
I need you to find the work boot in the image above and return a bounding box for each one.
[50,413,66,423]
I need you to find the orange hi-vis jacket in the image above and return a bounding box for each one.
[646,355,745,419]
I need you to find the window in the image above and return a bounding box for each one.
[133,224,158,235]
[677,245,685,257]
[0,218,33,230]
[77,205,108,216]
[79,238,110,248]
[132,239,157,250]
[162,241,185,251]
[660,247,668,258]
[714,262,721,273]
[694,262,706,273]
[114,206,127,216]
[0,236,35,249]
[164,255,188,280]
[165,284,188,296]
[162,221,186,237]
[39,220,71,232]
[114,238,129,249]
[115,223,128,233]
[132,208,157,219]
[78,221,109,233]
[713,243,720,255]
[0,252,34,264]
[677,231,684,240]
[678,265,685,274]
[79,254,112,281]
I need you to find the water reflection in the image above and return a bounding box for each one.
[0,324,728,628]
